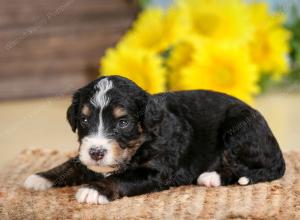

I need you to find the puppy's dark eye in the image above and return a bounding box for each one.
[80,117,89,127]
[118,119,129,128]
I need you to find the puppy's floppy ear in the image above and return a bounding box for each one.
[135,92,149,120]
[144,96,186,139]
[143,97,165,135]
[144,98,164,124]
[67,90,80,132]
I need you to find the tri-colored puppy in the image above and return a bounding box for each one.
[24,76,285,204]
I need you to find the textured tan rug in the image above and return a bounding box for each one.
[0,149,299,220]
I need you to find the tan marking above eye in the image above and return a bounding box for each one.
[113,106,127,118]
[81,104,91,116]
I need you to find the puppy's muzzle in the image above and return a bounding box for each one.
[89,146,107,161]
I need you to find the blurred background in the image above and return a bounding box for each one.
[0,0,299,167]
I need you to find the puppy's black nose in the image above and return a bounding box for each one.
[89,146,107,161]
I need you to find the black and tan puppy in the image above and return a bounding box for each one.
[24,76,285,204]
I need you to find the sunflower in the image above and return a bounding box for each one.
[167,37,203,90]
[175,0,254,44]
[120,7,186,53]
[174,42,259,104]
[249,3,291,78]
[99,0,290,103]
[100,44,166,94]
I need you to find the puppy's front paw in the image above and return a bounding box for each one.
[76,187,109,205]
[24,174,53,190]
[197,171,221,187]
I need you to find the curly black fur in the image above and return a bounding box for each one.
[33,76,285,202]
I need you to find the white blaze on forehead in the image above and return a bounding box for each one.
[90,78,113,135]
[91,78,113,108]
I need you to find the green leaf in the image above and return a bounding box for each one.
[138,0,151,8]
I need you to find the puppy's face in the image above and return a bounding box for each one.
[67,76,148,172]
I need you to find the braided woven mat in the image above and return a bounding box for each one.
[0,149,299,220]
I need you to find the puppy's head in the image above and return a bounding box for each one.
[67,76,149,173]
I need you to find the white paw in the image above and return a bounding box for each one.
[197,171,221,187]
[24,174,53,190]
[76,187,109,205]
[238,176,250,185]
